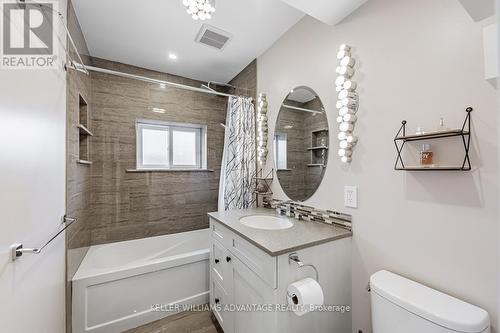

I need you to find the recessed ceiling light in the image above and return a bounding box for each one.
[168,53,177,60]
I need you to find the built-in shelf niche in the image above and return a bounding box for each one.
[77,95,92,165]
[309,129,328,166]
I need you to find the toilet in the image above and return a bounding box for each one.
[370,270,490,333]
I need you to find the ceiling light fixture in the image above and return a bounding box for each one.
[168,53,177,60]
[182,0,215,21]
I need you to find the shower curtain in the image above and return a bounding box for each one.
[218,96,256,211]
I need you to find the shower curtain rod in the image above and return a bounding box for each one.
[19,0,251,100]
[17,0,90,75]
[69,63,252,100]
[282,104,324,114]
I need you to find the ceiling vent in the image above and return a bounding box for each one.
[195,24,232,50]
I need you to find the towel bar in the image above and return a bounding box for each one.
[10,215,76,261]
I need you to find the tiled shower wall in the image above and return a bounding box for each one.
[66,3,92,255]
[88,58,257,245]
[66,57,257,248]
[276,106,308,199]
[67,56,257,249]
[88,58,223,244]
[229,59,257,99]
[302,97,328,196]
[65,1,92,332]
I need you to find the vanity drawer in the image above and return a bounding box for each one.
[211,239,227,289]
[210,219,231,248]
[212,279,230,331]
[230,234,278,289]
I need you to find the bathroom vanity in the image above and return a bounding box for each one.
[208,208,352,333]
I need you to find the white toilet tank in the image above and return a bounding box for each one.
[370,270,490,333]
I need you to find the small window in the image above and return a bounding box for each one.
[136,120,207,170]
[274,133,287,170]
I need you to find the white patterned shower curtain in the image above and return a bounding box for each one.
[218,96,256,211]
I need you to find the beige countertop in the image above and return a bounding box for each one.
[208,208,352,256]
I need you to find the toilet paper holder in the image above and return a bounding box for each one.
[288,252,319,282]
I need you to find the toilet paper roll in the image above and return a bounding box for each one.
[287,278,324,316]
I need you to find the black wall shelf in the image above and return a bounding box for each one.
[254,169,273,196]
[254,169,274,208]
[394,107,473,171]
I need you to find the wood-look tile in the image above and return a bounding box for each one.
[66,3,93,332]
[88,58,232,245]
[123,310,218,333]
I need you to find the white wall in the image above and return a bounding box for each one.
[483,22,498,86]
[497,2,500,330]
[257,0,498,331]
[0,0,67,332]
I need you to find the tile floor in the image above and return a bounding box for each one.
[124,310,219,333]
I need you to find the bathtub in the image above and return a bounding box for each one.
[72,228,210,333]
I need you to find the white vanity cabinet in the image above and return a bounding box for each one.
[210,219,277,333]
[209,218,352,333]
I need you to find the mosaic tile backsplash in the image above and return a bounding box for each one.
[263,198,352,231]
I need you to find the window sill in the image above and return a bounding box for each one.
[126,168,215,173]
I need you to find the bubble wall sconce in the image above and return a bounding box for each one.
[335,44,359,163]
[257,93,269,165]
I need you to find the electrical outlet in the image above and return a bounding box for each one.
[344,186,358,208]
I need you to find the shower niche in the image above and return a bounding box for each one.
[308,129,329,167]
[77,95,93,165]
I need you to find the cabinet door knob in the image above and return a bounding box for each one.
[215,298,220,304]
[226,256,231,262]
[214,258,219,264]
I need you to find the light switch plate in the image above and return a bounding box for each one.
[344,186,358,208]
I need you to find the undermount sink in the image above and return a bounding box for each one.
[239,215,293,230]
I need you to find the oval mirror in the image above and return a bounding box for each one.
[274,86,329,201]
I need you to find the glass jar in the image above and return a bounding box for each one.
[420,144,434,166]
